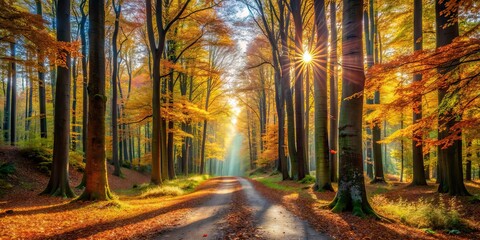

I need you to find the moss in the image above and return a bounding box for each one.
[299,175,316,184]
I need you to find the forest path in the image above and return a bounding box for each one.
[238,178,330,240]
[156,177,330,240]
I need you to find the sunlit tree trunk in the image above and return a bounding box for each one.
[435,0,470,196]
[78,0,113,201]
[410,0,427,186]
[329,0,376,217]
[329,0,338,183]
[363,10,374,180]
[290,0,307,180]
[42,0,75,198]
[313,0,333,191]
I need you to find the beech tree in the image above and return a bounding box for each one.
[313,0,333,191]
[435,0,470,196]
[329,0,376,217]
[410,0,427,186]
[42,0,75,198]
[78,0,114,201]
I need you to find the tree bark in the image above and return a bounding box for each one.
[329,0,376,217]
[42,0,75,198]
[410,0,427,186]
[329,0,338,183]
[111,1,122,177]
[290,0,307,181]
[36,0,48,139]
[80,0,88,165]
[435,0,470,196]
[78,0,113,201]
[313,0,333,191]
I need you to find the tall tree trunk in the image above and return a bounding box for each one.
[291,0,307,180]
[3,58,11,143]
[278,0,296,179]
[329,0,376,217]
[435,0,469,196]
[36,0,48,139]
[71,58,77,150]
[10,42,16,146]
[42,0,75,198]
[368,0,385,184]
[80,0,88,162]
[411,0,427,186]
[146,0,166,185]
[111,1,122,177]
[79,0,113,201]
[329,0,338,183]
[363,10,374,180]
[200,80,211,174]
[313,0,333,191]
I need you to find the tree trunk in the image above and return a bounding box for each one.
[435,0,470,196]
[329,0,376,217]
[71,58,77,150]
[36,0,48,139]
[278,0,296,179]
[313,0,333,191]
[363,10,374,180]
[111,1,122,177]
[42,0,75,198]
[329,0,338,183]
[10,42,16,146]
[3,57,11,143]
[78,0,113,201]
[410,0,427,186]
[291,0,307,181]
[80,0,88,165]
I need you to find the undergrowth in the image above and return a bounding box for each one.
[19,147,85,175]
[373,195,465,231]
[136,175,209,198]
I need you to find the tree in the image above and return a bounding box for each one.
[36,0,48,139]
[329,0,376,217]
[329,0,338,183]
[111,0,122,177]
[410,0,427,186]
[78,0,114,201]
[10,42,16,146]
[313,0,333,191]
[145,0,191,184]
[435,0,470,196]
[42,0,75,198]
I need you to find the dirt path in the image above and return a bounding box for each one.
[157,177,330,240]
[238,178,330,240]
[156,178,237,240]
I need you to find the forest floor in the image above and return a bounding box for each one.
[1,146,479,239]
[251,173,480,240]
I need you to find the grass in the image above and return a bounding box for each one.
[133,175,210,198]
[372,195,464,231]
[253,175,297,192]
